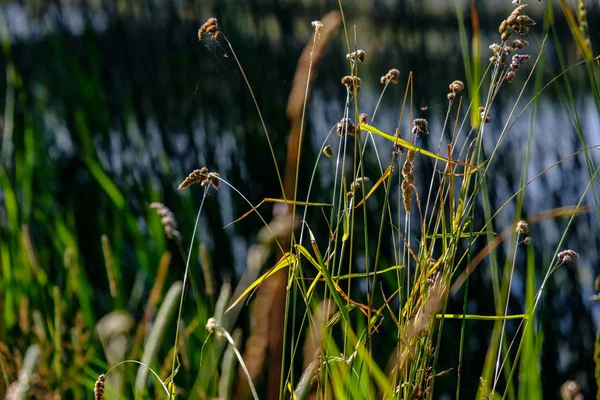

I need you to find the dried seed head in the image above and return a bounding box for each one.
[517,15,536,27]
[558,249,579,264]
[323,145,334,157]
[207,172,221,190]
[179,167,208,190]
[560,381,582,400]
[490,48,509,66]
[510,5,529,20]
[347,49,366,63]
[199,18,220,40]
[341,76,362,92]
[412,118,429,136]
[523,236,531,245]
[516,220,528,234]
[510,54,531,70]
[359,113,368,124]
[505,70,516,83]
[381,68,400,84]
[394,128,406,154]
[511,39,529,49]
[206,317,218,334]
[449,80,465,93]
[401,149,416,215]
[94,374,106,400]
[337,118,357,136]
[479,107,491,123]
[447,92,456,101]
[178,167,220,191]
[350,177,369,192]
[498,5,533,42]
[512,0,521,6]
[150,203,183,242]
[499,20,508,35]
[489,43,501,54]
[312,20,323,33]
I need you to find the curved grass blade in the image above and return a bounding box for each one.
[226,252,297,313]
[360,123,478,169]
[354,166,394,208]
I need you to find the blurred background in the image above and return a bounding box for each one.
[1,0,599,398]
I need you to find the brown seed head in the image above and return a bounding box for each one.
[341,76,362,92]
[150,202,182,242]
[505,70,516,83]
[558,249,580,264]
[479,106,491,123]
[350,177,369,192]
[511,39,529,49]
[381,68,400,84]
[178,167,209,190]
[207,172,221,190]
[199,18,220,40]
[412,118,429,136]
[337,118,356,136]
[359,113,368,125]
[323,145,334,157]
[510,54,530,70]
[347,49,366,63]
[516,219,528,234]
[94,374,106,400]
[449,80,465,94]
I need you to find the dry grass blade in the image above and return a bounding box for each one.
[354,166,394,208]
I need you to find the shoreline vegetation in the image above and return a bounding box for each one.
[1,0,600,399]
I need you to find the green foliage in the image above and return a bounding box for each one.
[1,1,599,399]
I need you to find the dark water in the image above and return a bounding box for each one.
[2,0,600,398]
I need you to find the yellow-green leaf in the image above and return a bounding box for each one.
[360,123,477,169]
[226,252,297,312]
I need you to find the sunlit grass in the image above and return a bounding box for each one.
[1,1,599,399]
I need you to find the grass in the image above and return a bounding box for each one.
[1,0,600,399]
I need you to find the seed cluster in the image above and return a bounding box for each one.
[447,80,464,101]
[336,118,357,136]
[479,106,492,124]
[402,150,416,213]
[341,76,362,92]
[489,3,535,84]
[380,69,400,84]
[558,249,579,264]
[150,202,182,242]
[198,17,221,40]
[498,4,536,42]
[178,167,221,190]
[94,374,106,400]
[347,49,366,63]
[412,118,429,137]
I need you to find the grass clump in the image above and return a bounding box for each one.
[1,0,599,399]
